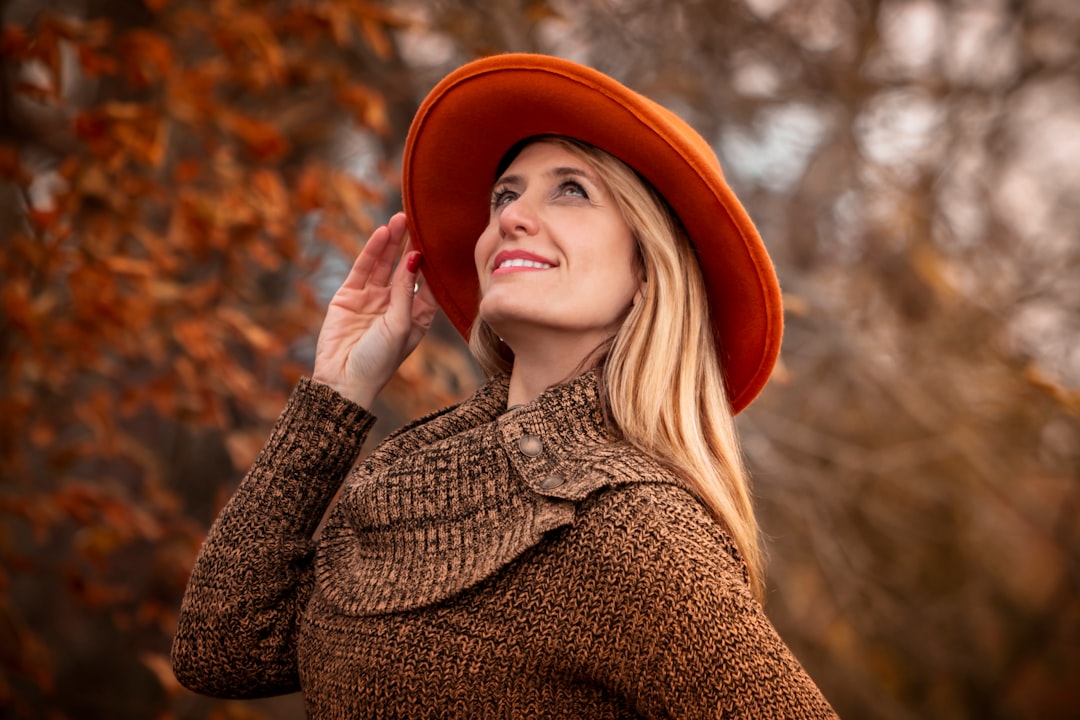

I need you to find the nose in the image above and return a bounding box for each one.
[498,192,539,238]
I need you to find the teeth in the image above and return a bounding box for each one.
[497,258,553,270]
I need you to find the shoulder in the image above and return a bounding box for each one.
[564,486,839,719]
[571,479,753,598]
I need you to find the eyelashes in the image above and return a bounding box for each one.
[490,181,590,210]
[490,187,518,208]
[559,180,588,199]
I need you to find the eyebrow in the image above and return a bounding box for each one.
[494,166,597,187]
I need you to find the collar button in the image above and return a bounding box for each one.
[518,434,543,457]
[539,473,566,490]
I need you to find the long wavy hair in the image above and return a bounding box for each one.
[469,136,763,598]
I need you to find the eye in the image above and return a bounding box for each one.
[491,187,518,209]
[559,181,588,199]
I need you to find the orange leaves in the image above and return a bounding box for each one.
[166,61,222,125]
[77,44,119,77]
[337,82,389,135]
[219,306,282,355]
[247,168,290,240]
[292,163,392,261]
[0,0,404,451]
[1,14,105,67]
[11,480,154,550]
[1,278,62,374]
[50,482,166,571]
[224,112,290,162]
[2,278,39,337]
[0,145,28,185]
[1,620,55,694]
[172,316,219,364]
[3,22,61,104]
[168,307,286,423]
[351,2,410,59]
[180,310,254,366]
[213,12,286,90]
[36,12,111,47]
[295,162,329,211]
[3,13,113,104]
[0,23,33,57]
[73,102,168,167]
[356,14,394,60]
[1024,364,1080,414]
[119,29,173,89]
[330,170,381,231]
[0,3,416,715]
[103,102,168,167]
[166,164,309,271]
[72,110,108,141]
[286,0,409,56]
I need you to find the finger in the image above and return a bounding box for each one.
[341,223,391,290]
[366,212,409,289]
[412,273,438,318]
[385,250,423,331]
[401,228,438,328]
[340,213,407,290]
[408,282,438,349]
[387,211,408,242]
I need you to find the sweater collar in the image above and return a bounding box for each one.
[495,370,612,479]
[360,369,614,481]
[493,370,679,503]
[316,369,680,616]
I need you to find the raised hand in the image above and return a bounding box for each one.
[312,212,438,408]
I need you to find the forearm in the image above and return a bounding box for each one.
[172,378,374,698]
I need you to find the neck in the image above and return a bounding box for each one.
[503,331,608,407]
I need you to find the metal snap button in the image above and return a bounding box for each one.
[539,474,566,490]
[518,434,543,457]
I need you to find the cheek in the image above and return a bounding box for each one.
[606,228,639,280]
[608,233,642,303]
[474,225,497,284]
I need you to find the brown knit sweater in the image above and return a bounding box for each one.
[172,371,838,719]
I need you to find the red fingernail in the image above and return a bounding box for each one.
[406,252,423,273]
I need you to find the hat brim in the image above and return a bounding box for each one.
[402,53,782,413]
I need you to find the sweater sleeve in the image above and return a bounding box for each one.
[171,378,375,699]
[581,484,839,719]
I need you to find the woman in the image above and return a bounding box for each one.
[172,54,837,718]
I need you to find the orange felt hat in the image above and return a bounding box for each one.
[402,53,782,413]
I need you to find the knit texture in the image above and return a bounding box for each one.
[172,373,838,719]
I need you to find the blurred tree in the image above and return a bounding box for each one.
[0,0,476,717]
[2,0,1078,718]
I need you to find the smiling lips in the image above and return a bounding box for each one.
[492,250,556,274]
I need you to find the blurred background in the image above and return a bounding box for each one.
[1,0,1078,717]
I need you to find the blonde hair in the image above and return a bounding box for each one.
[470,137,763,598]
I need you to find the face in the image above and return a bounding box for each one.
[474,141,641,352]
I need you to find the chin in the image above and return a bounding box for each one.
[477,299,544,332]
